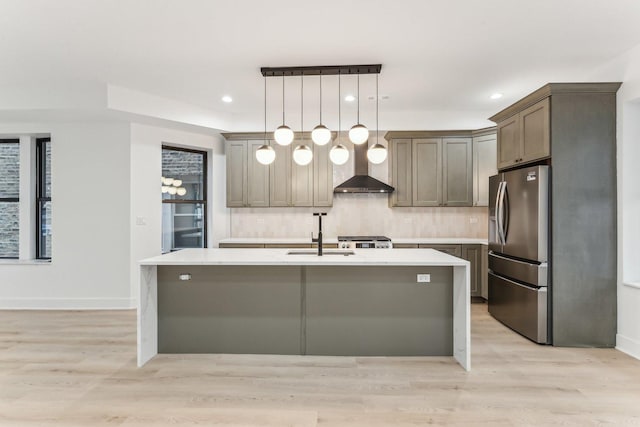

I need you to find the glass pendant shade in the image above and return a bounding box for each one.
[256,144,276,165]
[329,144,349,165]
[349,124,369,144]
[176,187,187,196]
[274,125,294,146]
[311,125,331,145]
[164,177,174,185]
[293,145,313,166]
[367,143,388,164]
[161,186,169,193]
[167,186,177,195]
[172,179,182,187]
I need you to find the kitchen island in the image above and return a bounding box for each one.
[138,248,470,370]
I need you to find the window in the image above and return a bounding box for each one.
[161,146,207,253]
[36,138,52,259]
[0,139,20,258]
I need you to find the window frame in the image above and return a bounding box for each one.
[36,137,51,260]
[161,145,208,251]
[0,139,20,259]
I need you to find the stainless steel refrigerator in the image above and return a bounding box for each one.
[488,165,550,344]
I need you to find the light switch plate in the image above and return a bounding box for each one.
[417,274,431,283]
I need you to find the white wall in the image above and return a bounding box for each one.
[0,121,228,309]
[0,122,132,308]
[129,123,228,302]
[589,43,640,359]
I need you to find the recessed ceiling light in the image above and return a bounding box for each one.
[222,95,233,103]
[344,95,356,102]
[490,93,503,100]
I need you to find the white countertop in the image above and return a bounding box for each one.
[219,237,339,244]
[392,238,488,245]
[140,248,469,267]
[218,237,487,245]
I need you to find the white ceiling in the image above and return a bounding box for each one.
[2,0,640,131]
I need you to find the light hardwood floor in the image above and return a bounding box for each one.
[1,303,639,426]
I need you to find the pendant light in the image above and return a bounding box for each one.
[348,74,369,145]
[274,75,294,145]
[330,71,349,165]
[293,74,313,166]
[256,76,276,165]
[311,73,331,145]
[367,74,388,164]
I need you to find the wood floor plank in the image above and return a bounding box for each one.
[0,304,639,425]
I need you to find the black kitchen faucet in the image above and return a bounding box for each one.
[311,213,327,256]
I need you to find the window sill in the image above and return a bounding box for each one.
[0,259,52,266]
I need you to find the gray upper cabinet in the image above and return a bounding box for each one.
[496,97,550,170]
[520,97,550,164]
[225,141,247,207]
[313,143,333,207]
[387,132,479,207]
[472,131,497,206]
[412,138,442,206]
[247,141,270,207]
[442,138,472,206]
[223,133,334,208]
[291,148,313,207]
[496,114,520,169]
[226,140,269,207]
[269,141,291,207]
[389,139,412,207]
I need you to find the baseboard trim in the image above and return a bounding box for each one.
[616,333,640,361]
[0,297,136,310]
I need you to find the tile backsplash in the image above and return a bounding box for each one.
[230,196,488,238]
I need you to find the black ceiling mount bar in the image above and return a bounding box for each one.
[261,64,382,77]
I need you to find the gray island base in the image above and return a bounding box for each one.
[138,249,470,371]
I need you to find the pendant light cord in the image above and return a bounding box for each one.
[376,74,379,141]
[319,74,322,124]
[338,72,341,144]
[357,74,360,123]
[301,74,304,134]
[264,76,267,139]
[282,75,285,125]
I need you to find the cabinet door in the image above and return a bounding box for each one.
[389,139,412,207]
[247,141,270,207]
[481,245,488,300]
[292,148,313,207]
[462,245,481,297]
[497,115,521,170]
[473,133,497,206]
[520,97,550,164]
[412,138,441,206]
[313,143,333,207]
[270,142,291,207]
[442,138,472,206]
[226,141,247,207]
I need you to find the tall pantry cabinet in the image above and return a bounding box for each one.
[489,82,621,347]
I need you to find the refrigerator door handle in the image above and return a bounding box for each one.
[502,181,509,243]
[497,181,507,245]
[494,182,502,244]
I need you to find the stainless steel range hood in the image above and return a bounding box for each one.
[334,143,394,193]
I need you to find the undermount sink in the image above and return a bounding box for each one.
[286,249,355,256]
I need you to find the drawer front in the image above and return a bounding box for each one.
[419,244,462,257]
[488,272,548,344]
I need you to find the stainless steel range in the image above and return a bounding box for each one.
[338,236,393,249]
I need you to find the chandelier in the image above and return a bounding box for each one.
[256,64,386,166]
